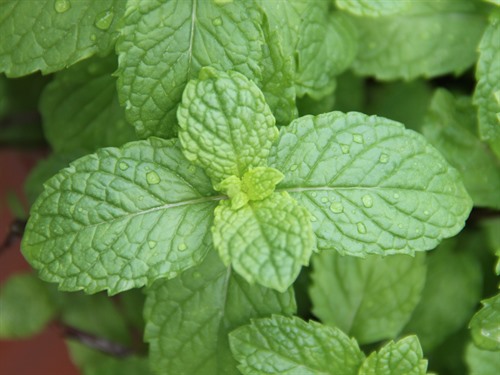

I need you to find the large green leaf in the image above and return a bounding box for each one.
[269,112,472,256]
[229,315,365,375]
[349,0,486,80]
[178,68,277,184]
[0,0,124,77]
[144,251,296,375]
[40,56,136,154]
[116,0,267,138]
[213,193,314,292]
[310,251,426,344]
[469,293,500,351]
[22,138,220,294]
[423,89,500,208]
[466,342,500,375]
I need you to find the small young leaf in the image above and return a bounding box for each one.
[466,342,500,375]
[469,293,500,351]
[40,56,137,154]
[144,251,296,375]
[212,193,314,292]
[474,19,500,143]
[310,251,426,344]
[22,138,221,294]
[178,68,278,184]
[0,0,124,77]
[0,273,56,338]
[349,0,486,80]
[229,315,365,375]
[359,336,428,375]
[335,0,410,17]
[270,112,472,256]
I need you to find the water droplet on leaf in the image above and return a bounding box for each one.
[90,34,97,41]
[310,216,317,222]
[54,0,70,13]
[424,210,429,215]
[362,194,373,208]
[330,202,344,213]
[94,9,114,30]
[290,164,298,171]
[212,17,222,26]
[148,241,157,249]
[379,153,389,163]
[357,222,367,234]
[353,134,363,144]
[321,197,329,203]
[340,144,350,154]
[146,171,161,185]
[178,243,187,251]
[393,193,400,199]
[119,162,128,170]
[311,192,317,198]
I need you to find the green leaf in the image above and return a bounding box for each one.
[212,192,314,292]
[178,68,278,184]
[466,342,500,375]
[404,238,482,350]
[144,251,296,375]
[310,251,426,344]
[474,19,500,144]
[0,273,56,338]
[336,0,411,17]
[359,336,428,375]
[40,56,137,154]
[350,0,486,80]
[269,112,472,256]
[21,138,220,294]
[116,0,266,138]
[423,89,500,209]
[229,315,365,375]
[80,356,153,375]
[0,0,124,77]
[469,293,500,351]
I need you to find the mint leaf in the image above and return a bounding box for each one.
[144,251,296,375]
[349,0,486,80]
[0,273,56,338]
[212,193,314,292]
[310,251,426,344]
[21,138,220,294]
[359,336,428,375]
[0,0,124,77]
[229,315,365,375]
[79,355,153,375]
[474,19,500,144]
[178,68,278,184]
[423,89,500,209]
[466,342,500,375]
[40,56,136,154]
[404,238,482,350]
[469,293,500,351]
[270,112,472,256]
[116,0,265,138]
[335,0,410,17]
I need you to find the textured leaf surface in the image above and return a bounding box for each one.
[270,112,472,256]
[213,193,314,292]
[0,273,56,338]
[423,89,500,208]
[310,251,426,344]
[41,56,136,154]
[116,0,265,138]
[336,0,410,17]
[466,342,500,375]
[178,68,277,184]
[144,251,296,375]
[22,138,220,294]
[404,238,482,350]
[469,293,500,351]
[359,336,428,375]
[474,20,500,143]
[0,0,124,77]
[229,315,365,375]
[350,0,486,80]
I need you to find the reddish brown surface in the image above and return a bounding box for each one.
[0,149,79,375]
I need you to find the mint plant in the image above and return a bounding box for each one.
[1,0,499,374]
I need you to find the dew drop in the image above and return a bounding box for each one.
[146,171,161,185]
[340,144,350,154]
[321,197,329,203]
[290,164,298,171]
[353,134,363,144]
[188,165,196,173]
[212,17,223,26]
[178,243,187,251]
[54,0,70,13]
[379,153,389,163]
[148,240,157,249]
[362,194,373,208]
[94,9,114,30]
[398,223,404,229]
[119,162,128,170]
[424,210,430,216]
[77,207,83,212]
[138,196,144,201]
[393,193,400,199]
[329,202,344,213]
[311,192,317,198]
[90,34,97,41]
[310,216,317,222]
[357,222,367,234]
